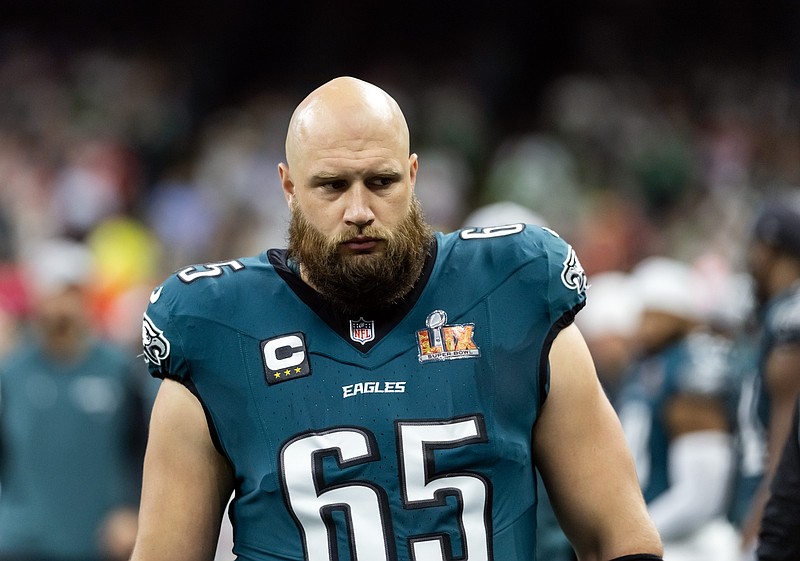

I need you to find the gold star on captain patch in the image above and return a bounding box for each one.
[274,372,280,378]
[295,367,301,373]
[284,369,291,376]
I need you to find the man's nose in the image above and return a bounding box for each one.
[343,183,376,227]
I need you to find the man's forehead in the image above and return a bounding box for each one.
[305,155,405,178]
[293,125,409,172]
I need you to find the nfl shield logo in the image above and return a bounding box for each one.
[349,317,375,345]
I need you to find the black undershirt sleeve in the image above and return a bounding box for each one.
[757,399,800,561]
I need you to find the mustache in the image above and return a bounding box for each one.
[332,225,391,244]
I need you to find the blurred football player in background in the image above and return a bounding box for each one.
[0,238,148,561]
[577,270,643,403]
[616,256,739,561]
[739,193,800,557]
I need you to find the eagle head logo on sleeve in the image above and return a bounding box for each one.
[142,313,171,366]
[561,246,587,294]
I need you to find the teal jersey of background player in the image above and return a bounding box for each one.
[615,330,735,503]
[141,224,587,561]
[755,284,800,430]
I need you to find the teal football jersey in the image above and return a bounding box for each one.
[616,330,735,503]
[755,284,800,428]
[141,225,586,561]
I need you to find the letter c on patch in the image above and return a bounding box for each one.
[263,335,305,370]
[261,332,311,386]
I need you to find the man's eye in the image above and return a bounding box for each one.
[320,180,347,190]
[369,176,396,188]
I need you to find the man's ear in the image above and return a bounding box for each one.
[278,163,294,207]
[409,153,419,191]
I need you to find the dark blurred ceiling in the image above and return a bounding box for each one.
[2,0,798,127]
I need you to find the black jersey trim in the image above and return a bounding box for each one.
[537,300,587,409]
[182,377,229,461]
[267,240,437,352]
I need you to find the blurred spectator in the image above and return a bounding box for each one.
[576,270,642,401]
[49,139,140,239]
[144,166,220,271]
[85,216,163,350]
[414,148,472,232]
[710,272,763,540]
[616,256,739,561]
[572,191,657,275]
[461,200,548,231]
[739,192,800,554]
[0,238,149,561]
[482,134,582,234]
[189,94,295,261]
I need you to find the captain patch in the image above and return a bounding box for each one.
[262,332,311,385]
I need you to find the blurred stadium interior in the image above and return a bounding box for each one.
[0,0,798,344]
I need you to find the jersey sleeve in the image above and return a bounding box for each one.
[768,291,800,347]
[539,227,587,328]
[141,276,191,383]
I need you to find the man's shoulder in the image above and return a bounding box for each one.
[146,253,280,320]
[440,224,574,266]
[434,225,587,318]
[440,225,586,293]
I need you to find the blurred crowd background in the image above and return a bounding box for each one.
[0,1,799,559]
[0,1,798,351]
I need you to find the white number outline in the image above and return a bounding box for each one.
[459,224,525,240]
[279,416,492,561]
[177,260,245,283]
[397,416,491,561]
[281,428,394,561]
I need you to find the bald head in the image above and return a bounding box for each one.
[284,77,410,170]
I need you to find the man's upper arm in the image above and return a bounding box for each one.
[533,324,662,560]
[131,378,235,561]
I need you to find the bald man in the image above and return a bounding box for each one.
[131,77,663,561]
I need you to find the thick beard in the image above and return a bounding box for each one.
[287,197,434,313]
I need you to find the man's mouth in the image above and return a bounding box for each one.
[342,236,381,252]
